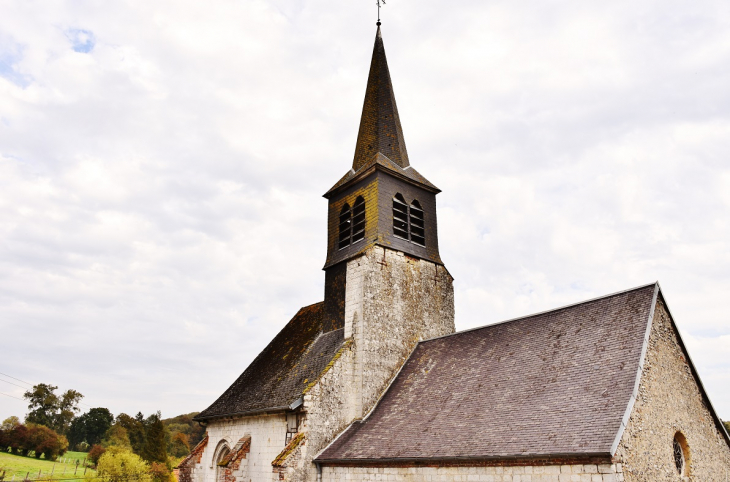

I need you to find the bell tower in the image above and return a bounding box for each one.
[321,25,455,419]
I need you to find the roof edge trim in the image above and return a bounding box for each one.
[655,285,730,447]
[421,281,659,345]
[610,282,659,455]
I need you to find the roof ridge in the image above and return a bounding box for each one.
[421,281,659,344]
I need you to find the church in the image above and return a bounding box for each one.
[178,25,730,482]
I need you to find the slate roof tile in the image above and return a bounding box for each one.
[317,284,657,461]
[195,302,344,421]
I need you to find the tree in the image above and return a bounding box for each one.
[142,413,168,464]
[26,425,68,460]
[102,424,132,450]
[1,416,20,431]
[69,408,114,448]
[169,432,190,457]
[115,413,145,455]
[24,384,84,435]
[90,447,151,482]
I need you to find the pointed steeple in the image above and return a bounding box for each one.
[352,26,410,171]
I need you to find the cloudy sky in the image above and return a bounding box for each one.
[1,0,729,424]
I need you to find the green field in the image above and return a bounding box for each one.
[0,451,94,481]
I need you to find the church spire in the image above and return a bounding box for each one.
[352,25,410,171]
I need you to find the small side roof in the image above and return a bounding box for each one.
[195,302,344,421]
[318,284,659,462]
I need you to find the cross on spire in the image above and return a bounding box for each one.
[377,0,385,25]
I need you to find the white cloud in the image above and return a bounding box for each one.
[1,0,729,423]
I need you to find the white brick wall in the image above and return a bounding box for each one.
[322,463,624,482]
[195,414,287,482]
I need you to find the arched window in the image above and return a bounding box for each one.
[392,194,409,239]
[409,200,425,246]
[214,442,231,482]
[352,196,366,244]
[338,197,366,249]
[392,193,426,247]
[673,432,689,476]
[338,203,352,249]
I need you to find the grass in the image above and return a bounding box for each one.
[0,451,94,481]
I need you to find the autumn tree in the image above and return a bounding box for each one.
[24,383,83,435]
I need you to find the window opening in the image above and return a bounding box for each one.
[285,412,300,445]
[215,444,230,482]
[673,433,687,476]
[409,200,425,246]
[338,203,352,249]
[352,196,366,243]
[393,194,409,239]
[392,193,426,247]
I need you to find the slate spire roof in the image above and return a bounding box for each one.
[324,26,437,197]
[352,25,409,171]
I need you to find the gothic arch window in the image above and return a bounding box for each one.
[338,203,352,249]
[213,441,231,482]
[673,432,689,476]
[409,200,425,246]
[352,196,366,244]
[392,193,426,247]
[338,197,366,249]
[393,194,409,239]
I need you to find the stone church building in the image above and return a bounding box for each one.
[179,25,730,482]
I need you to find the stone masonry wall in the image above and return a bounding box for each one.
[615,297,730,481]
[197,413,288,482]
[276,245,455,482]
[351,245,455,418]
[323,463,625,481]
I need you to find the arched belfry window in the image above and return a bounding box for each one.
[409,200,425,246]
[392,193,426,247]
[338,197,366,250]
[352,196,366,243]
[338,203,352,249]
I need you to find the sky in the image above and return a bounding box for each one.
[1,0,729,424]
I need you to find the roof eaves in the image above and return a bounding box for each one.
[193,405,290,423]
[315,452,613,465]
[420,281,659,345]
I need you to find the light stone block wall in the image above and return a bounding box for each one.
[322,463,625,481]
[615,298,730,481]
[352,245,455,418]
[278,245,455,482]
[194,414,287,482]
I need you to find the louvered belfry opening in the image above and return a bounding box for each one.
[409,200,425,246]
[393,193,425,247]
[393,193,409,239]
[339,197,366,250]
[338,203,352,249]
[352,196,366,243]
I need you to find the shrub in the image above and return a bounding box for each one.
[90,447,151,482]
[88,445,106,466]
[149,462,174,482]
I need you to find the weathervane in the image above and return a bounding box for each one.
[377,0,385,25]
